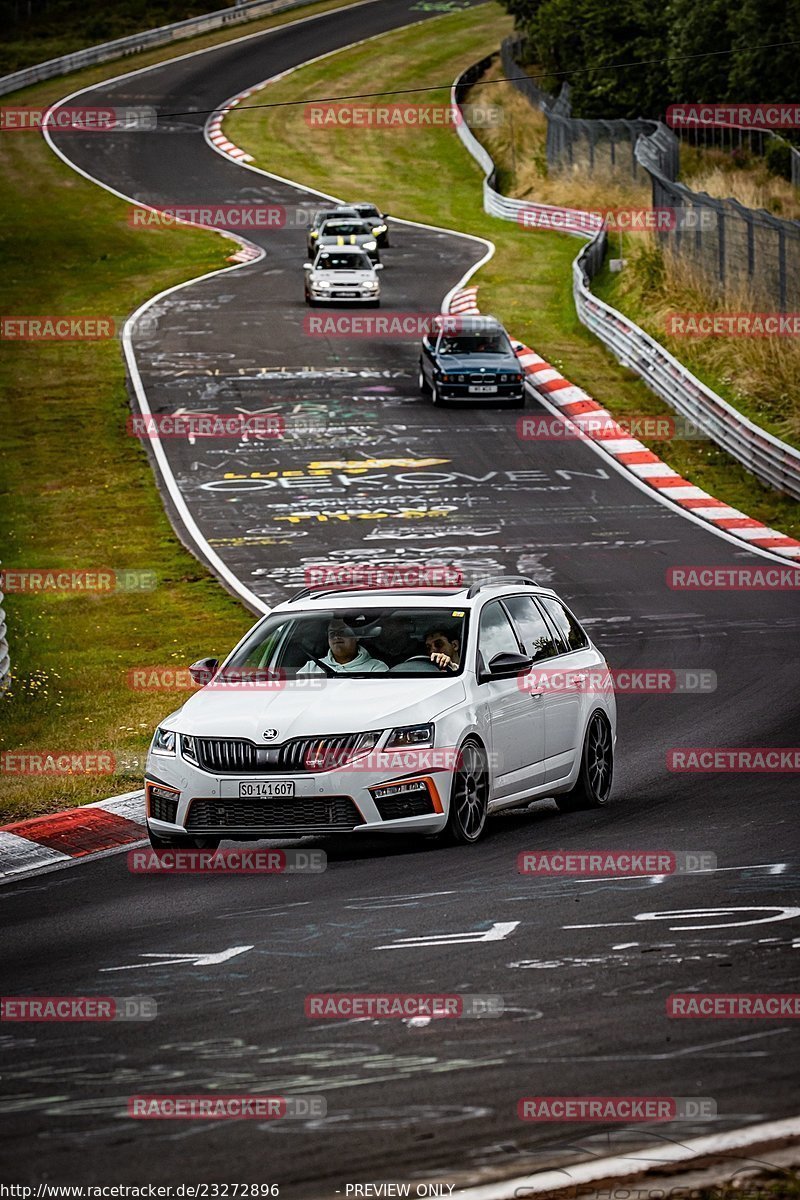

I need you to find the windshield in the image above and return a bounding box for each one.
[438,332,510,355]
[357,206,380,218]
[320,222,369,236]
[315,252,372,271]
[315,210,356,226]
[226,606,469,678]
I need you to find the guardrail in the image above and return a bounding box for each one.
[0,0,316,97]
[0,565,9,692]
[451,60,800,502]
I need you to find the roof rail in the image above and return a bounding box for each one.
[465,575,538,599]
[287,583,465,604]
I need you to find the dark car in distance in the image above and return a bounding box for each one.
[418,314,526,407]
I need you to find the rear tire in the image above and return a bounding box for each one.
[555,712,613,812]
[442,740,489,844]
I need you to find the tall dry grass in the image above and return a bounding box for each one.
[612,236,800,444]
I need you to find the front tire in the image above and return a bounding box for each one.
[431,381,445,407]
[442,740,489,844]
[555,712,613,812]
[419,364,431,396]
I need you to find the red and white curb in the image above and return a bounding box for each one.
[0,790,146,880]
[206,88,255,163]
[447,287,800,560]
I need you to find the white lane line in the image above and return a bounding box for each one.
[452,1115,800,1199]
[376,921,519,949]
[571,862,791,882]
[101,945,253,971]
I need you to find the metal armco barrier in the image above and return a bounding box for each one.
[451,62,800,502]
[0,0,316,96]
[0,564,9,692]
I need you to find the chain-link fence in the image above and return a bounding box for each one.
[502,36,800,310]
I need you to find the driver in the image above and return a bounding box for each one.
[424,626,461,673]
[299,618,388,674]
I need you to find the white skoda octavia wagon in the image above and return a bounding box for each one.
[144,577,616,848]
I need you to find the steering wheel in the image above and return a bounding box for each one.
[388,655,442,674]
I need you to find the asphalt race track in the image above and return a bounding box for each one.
[3,0,799,1193]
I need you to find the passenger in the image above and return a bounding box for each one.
[424,626,461,673]
[299,618,388,674]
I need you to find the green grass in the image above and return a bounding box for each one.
[0,0,366,824]
[227,7,798,539]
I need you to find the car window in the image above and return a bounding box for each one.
[537,597,589,652]
[321,223,368,236]
[502,595,558,661]
[315,253,371,270]
[437,333,509,355]
[477,601,521,669]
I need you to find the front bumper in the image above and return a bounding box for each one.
[308,289,380,304]
[145,754,451,840]
[435,379,524,401]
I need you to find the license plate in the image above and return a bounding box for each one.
[468,384,497,393]
[238,781,295,798]
[335,291,357,297]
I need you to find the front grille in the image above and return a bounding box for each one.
[194,734,374,775]
[373,792,435,821]
[186,796,363,835]
[469,374,496,385]
[149,791,178,823]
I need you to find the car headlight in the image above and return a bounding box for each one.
[181,735,198,764]
[313,280,331,289]
[363,241,377,251]
[385,723,434,749]
[363,280,379,290]
[152,727,176,756]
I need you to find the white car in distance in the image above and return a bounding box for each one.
[304,246,382,306]
[144,578,617,849]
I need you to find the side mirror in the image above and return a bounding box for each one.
[374,263,384,270]
[303,262,313,270]
[481,651,533,681]
[189,657,218,686]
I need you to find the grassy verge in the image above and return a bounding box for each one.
[475,59,800,456]
[0,0,366,824]
[227,7,799,538]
